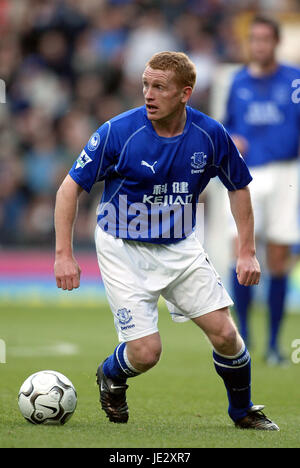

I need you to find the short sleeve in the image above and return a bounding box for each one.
[214,124,252,191]
[69,121,114,193]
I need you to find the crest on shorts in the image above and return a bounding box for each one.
[117,308,133,325]
[191,152,207,170]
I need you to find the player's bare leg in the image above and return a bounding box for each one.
[267,243,290,276]
[97,333,162,423]
[193,306,243,356]
[192,307,279,430]
[125,332,162,372]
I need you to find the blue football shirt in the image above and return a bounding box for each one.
[224,64,300,167]
[69,105,252,243]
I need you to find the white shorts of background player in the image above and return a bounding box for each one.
[230,160,300,245]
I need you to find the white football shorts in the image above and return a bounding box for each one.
[230,160,300,245]
[95,226,233,342]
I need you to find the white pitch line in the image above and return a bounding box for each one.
[8,342,79,357]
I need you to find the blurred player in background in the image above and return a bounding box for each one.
[224,16,300,364]
[54,51,279,430]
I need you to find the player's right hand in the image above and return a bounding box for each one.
[54,256,81,291]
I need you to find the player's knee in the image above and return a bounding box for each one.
[142,348,161,369]
[127,340,162,371]
[267,246,290,276]
[268,254,288,276]
[268,263,288,277]
[214,325,239,355]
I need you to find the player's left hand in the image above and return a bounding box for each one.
[236,253,261,286]
[54,256,82,291]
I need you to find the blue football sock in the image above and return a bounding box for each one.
[213,344,253,422]
[268,275,288,352]
[231,268,254,346]
[103,342,141,383]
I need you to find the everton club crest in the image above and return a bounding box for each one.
[117,308,133,325]
[191,152,207,174]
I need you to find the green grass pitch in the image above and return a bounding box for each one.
[1,299,300,448]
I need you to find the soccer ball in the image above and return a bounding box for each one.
[18,370,77,425]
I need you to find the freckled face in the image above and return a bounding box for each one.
[142,67,187,122]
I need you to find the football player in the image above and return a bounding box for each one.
[224,16,300,364]
[54,51,278,430]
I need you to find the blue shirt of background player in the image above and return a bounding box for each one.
[224,64,300,167]
[69,105,252,243]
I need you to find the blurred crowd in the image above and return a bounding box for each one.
[0,0,299,247]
